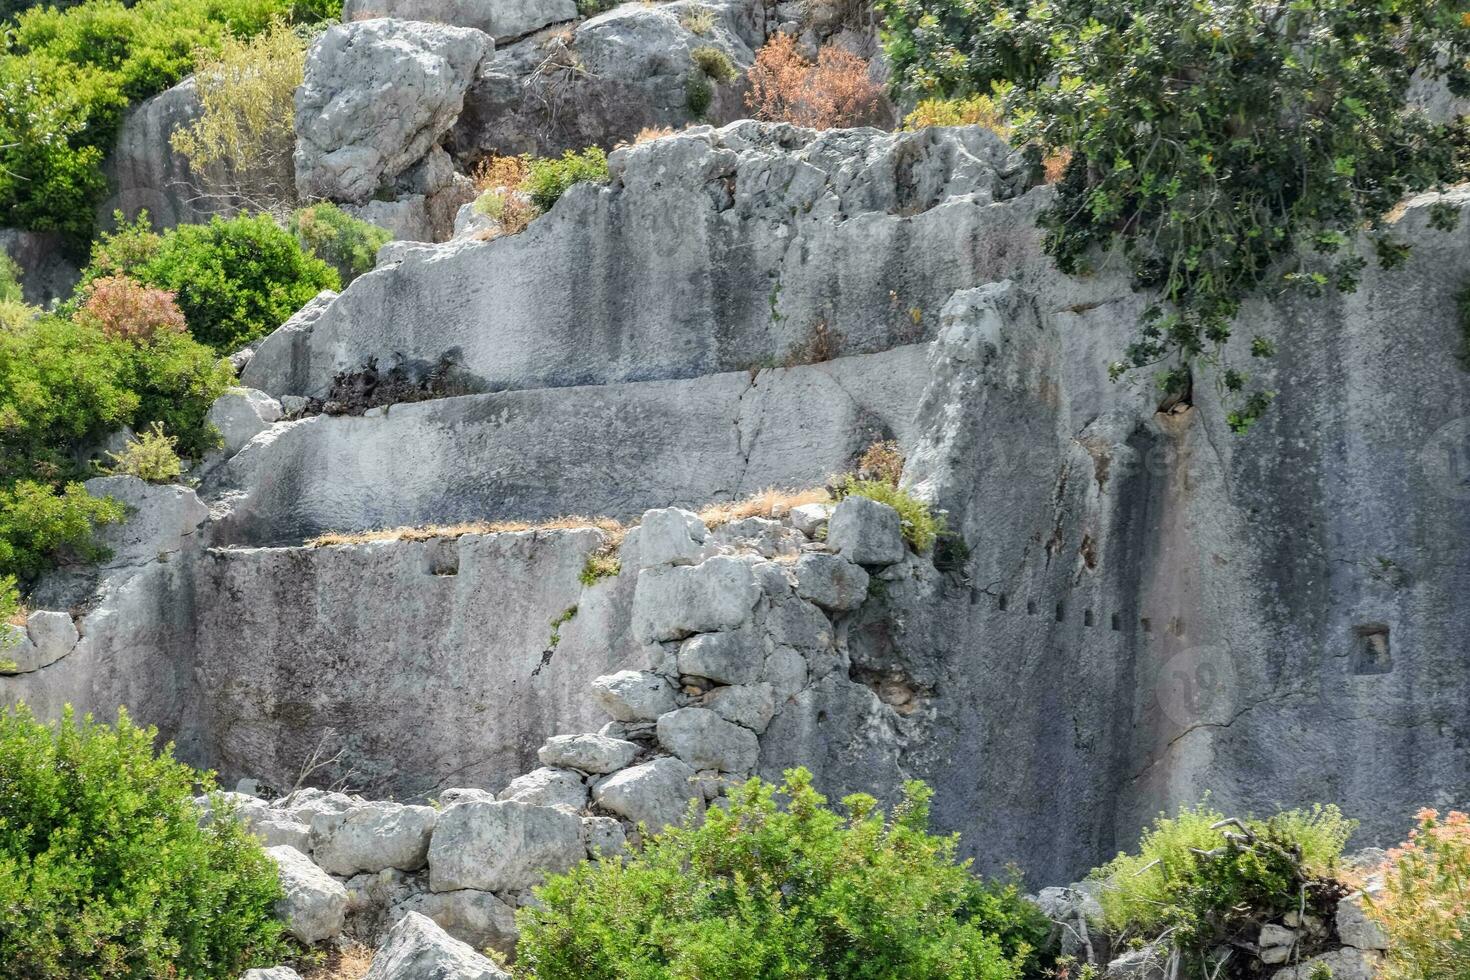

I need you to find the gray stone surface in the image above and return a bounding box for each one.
[1271,948,1383,980]
[429,800,585,892]
[0,612,78,674]
[242,969,304,980]
[310,801,437,875]
[582,814,626,857]
[537,733,638,774]
[1336,892,1389,950]
[592,755,701,829]
[826,496,905,566]
[98,76,218,232]
[268,845,348,944]
[365,911,509,980]
[295,19,492,203]
[221,347,929,545]
[343,0,576,43]
[84,476,210,568]
[591,669,678,722]
[393,888,518,955]
[0,228,78,306]
[636,507,709,568]
[247,123,1029,400]
[634,557,761,643]
[788,502,832,537]
[676,629,763,685]
[657,707,759,773]
[207,388,283,457]
[793,553,869,612]
[704,682,775,733]
[498,766,587,809]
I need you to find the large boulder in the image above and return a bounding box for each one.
[365,911,509,980]
[636,507,709,568]
[295,19,492,203]
[207,387,283,457]
[82,476,209,568]
[268,845,348,945]
[0,611,79,674]
[342,0,576,43]
[393,889,518,955]
[792,553,869,612]
[309,801,438,876]
[591,755,701,829]
[537,733,639,774]
[676,629,763,685]
[591,670,678,722]
[826,496,905,566]
[428,800,585,892]
[498,766,588,809]
[656,707,759,773]
[632,556,762,642]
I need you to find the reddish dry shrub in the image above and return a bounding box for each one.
[77,275,188,342]
[746,34,883,130]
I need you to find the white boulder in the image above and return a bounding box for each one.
[792,552,869,612]
[365,911,509,980]
[268,845,348,945]
[537,733,638,774]
[591,669,678,721]
[592,755,701,830]
[309,801,437,876]
[827,495,906,565]
[498,766,587,810]
[636,507,709,568]
[342,0,576,43]
[632,556,761,642]
[428,800,585,892]
[206,387,283,457]
[656,707,759,773]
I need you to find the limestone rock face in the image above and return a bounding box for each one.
[657,706,759,772]
[83,476,209,568]
[242,969,304,980]
[0,611,78,674]
[592,756,701,829]
[99,76,215,232]
[792,554,870,612]
[636,507,709,568]
[633,557,761,643]
[294,19,492,203]
[309,801,438,876]
[591,670,678,722]
[537,733,638,774]
[1270,948,1383,980]
[392,889,518,955]
[826,497,905,566]
[268,845,348,945]
[428,800,584,892]
[365,911,509,980]
[207,388,283,457]
[343,0,576,43]
[676,630,763,685]
[498,767,587,809]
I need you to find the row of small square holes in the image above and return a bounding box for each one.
[982,590,1163,633]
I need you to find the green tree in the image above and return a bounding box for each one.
[879,0,1470,430]
[82,212,339,353]
[0,704,286,978]
[516,768,1048,979]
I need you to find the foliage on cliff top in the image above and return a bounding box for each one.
[290,203,391,286]
[0,704,286,977]
[880,0,1470,431]
[0,0,334,245]
[516,767,1051,979]
[1090,800,1356,979]
[523,147,611,212]
[80,211,339,354]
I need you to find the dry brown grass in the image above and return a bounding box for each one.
[856,439,903,487]
[746,34,884,130]
[635,125,675,143]
[5,606,27,627]
[308,516,625,548]
[471,154,531,193]
[298,943,374,980]
[1042,149,1072,184]
[697,486,831,528]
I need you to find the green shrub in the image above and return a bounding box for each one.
[879,0,1470,431]
[0,299,230,583]
[0,0,332,244]
[522,147,610,211]
[517,768,1041,980]
[690,45,737,83]
[290,203,392,285]
[82,212,339,353]
[107,421,183,483]
[0,704,286,977]
[834,475,944,552]
[0,253,21,303]
[1090,800,1356,978]
[686,73,714,116]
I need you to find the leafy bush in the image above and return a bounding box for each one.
[75,274,188,341]
[170,18,309,213]
[472,153,531,193]
[290,203,391,285]
[0,295,230,583]
[0,253,21,303]
[1366,809,1470,980]
[834,475,943,551]
[679,5,715,35]
[686,73,714,116]
[903,93,1008,133]
[107,421,183,483]
[523,147,610,211]
[1090,801,1355,978]
[516,768,1041,980]
[691,45,737,83]
[81,212,339,353]
[0,0,331,244]
[0,704,286,977]
[472,188,537,237]
[746,33,884,129]
[879,0,1470,431]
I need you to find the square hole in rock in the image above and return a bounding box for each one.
[1351,624,1392,675]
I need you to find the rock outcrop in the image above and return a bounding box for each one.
[7,123,1470,892]
[294,19,493,204]
[342,0,576,44]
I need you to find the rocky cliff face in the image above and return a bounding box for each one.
[5,121,1469,891]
